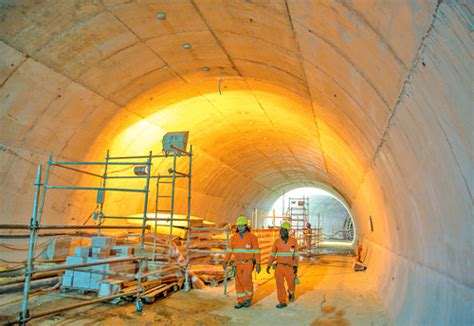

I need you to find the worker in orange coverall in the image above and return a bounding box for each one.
[224,215,261,308]
[266,221,299,308]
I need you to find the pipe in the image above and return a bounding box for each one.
[190,227,227,231]
[28,256,145,275]
[188,249,226,254]
[184,146,193,292]
[107,153,189,160]
[54,164,103,178]
[50,161,149,166]
[135,151,153,308]
[46,185,147,193]
[0,271,61,286]
[23,289,141,322]
[223,225,229,296]
[0,225,150,230]
[170,145,191,156]
[20,164,42,325]
[1,277,60,295]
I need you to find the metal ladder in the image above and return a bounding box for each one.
[152,153,178,264]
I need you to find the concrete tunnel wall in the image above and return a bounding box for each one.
[0,0,472,324]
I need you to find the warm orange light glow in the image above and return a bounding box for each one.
[72,80,367,227]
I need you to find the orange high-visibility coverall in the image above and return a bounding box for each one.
[267,237,299,304]
[224,231,261,303]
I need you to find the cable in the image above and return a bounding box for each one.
[0,237,56,267]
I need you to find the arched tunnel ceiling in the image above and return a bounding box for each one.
[0,0,437,215]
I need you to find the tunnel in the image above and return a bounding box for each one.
[0,0,472,325]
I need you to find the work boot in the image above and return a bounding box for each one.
[243,299,251,307]
[276,303,287,308]
[234,302,245,309]
[288,292,294,302]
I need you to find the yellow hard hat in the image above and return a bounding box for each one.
[236,215,248,225]
[281,221,291,230]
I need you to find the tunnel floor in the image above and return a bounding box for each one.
[0,255,392,325]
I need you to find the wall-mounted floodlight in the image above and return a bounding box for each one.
[162,131,189,154]
[156,12,166,20]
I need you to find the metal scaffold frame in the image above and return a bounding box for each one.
[3,145,194,325]
[184,225,230,294]
[286,197,309,246]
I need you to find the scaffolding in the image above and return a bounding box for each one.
[184,226,230,294]
[1,144,193,324]
[286,197,309,246]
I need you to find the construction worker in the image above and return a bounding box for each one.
[224,215,261,308]
[266,221,299,308]
[304,222,312,253]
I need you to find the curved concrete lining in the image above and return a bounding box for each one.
[0,1,472,324]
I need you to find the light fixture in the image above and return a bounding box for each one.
[156,12,166,20]
[183,43,191,49]
[201,66,209,71]
[162,131,189,154]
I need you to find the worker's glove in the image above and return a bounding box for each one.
[256,264,261,274]
[293,266,298,274]
[223,261,228,270]
[266,265,271,274]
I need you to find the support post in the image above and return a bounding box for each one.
[168,153,177,263]
[19,165,42,325]
[223,224,229,296]
[135,151,153,312]
[184,146,193,292]
[98,150,110,236]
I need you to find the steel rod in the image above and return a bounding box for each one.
[106,175,187,179]
[190,227,227,231]
[184,145,193,292]
[170,145,190,156]
[29,256,145,275]
[107,153,189,160]
[169,169,189,177]
[135,151,152,309]
[168,153,177,264]
[153,173,160,264]
[98,150,109,237]
[20,164,42,325]
[45,185,146,193]
[71,267,135,279]
[25,289,141,322]
[50,161,149,166]
[101,216,189,221]
[54,164,103,178]
[0,224,150,230]
[188,249,226,254]
[223,225,229,296]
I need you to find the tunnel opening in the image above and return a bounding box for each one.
[265,186,355,250]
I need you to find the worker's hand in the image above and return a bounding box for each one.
[293,266,298,274]
[266,265,271,274]
[256,264,261,274]
[223,261,228,270]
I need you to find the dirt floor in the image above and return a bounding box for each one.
[0,255,392,326]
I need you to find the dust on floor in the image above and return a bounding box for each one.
[0,255,392,326]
